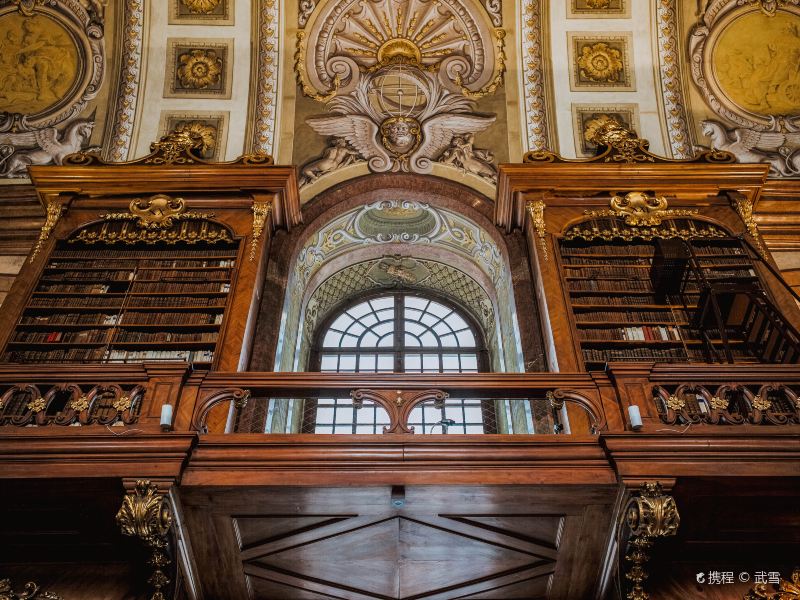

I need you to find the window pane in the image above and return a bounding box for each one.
[377,354,394,371]
[338,354,356,371]
[456,329,477,346]
[427,301,451,318]
[347,302,371,318]
[420,331,438,347]
[358,354,376,372]
[442,354,460,372]
[422,354,440,371]
[330,314,354,331]
[323,331,341,347]
[361,331,379,347]
[404,333,421,347]
[340,334,359,348]
[370,297,394,311]
[405,296,428,310]
[405,353,422,372]
[320,355,338,372]
[461,355,478,371]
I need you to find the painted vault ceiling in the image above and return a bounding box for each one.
[0,0,798,188]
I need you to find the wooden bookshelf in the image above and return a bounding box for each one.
[559,238,763,369]
[2,220,239,368]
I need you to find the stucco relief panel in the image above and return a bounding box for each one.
[293,0,507,189]
[0,0,107,178]
[690,0,800,176]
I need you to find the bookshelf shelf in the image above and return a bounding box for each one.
[560,237,768,369]
[2,218,239,367]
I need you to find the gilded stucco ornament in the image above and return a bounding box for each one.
[691,1,800,176]
[730,194,768,257]
[0,0,104,178]
[300,69,496,182]
[577,42,623,83]
[176,48,222,89]
[656,0,693,158]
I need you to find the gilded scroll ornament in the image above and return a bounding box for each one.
[526,199,549,261]
[746,568,800,599]
[116,481,173,600]
[730,195,768,258]
[249,200,273,262]
[0,579,62,600]
[622,482,680,600]
[100,195,213,230]
[30,198,64,262]
[585,192,699,227]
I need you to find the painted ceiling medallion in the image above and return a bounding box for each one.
[691,0,800,176]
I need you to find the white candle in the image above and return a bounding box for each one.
[160,404,174,431]
[627,405,643,430]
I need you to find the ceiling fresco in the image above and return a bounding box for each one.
[0,0,798,185]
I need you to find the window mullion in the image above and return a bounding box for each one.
[395,293,404,373]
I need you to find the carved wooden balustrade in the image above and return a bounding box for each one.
[0,363,189,430]
[1,364,800,437]
[186,373,610,435]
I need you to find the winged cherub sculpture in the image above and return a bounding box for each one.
[302,68,496,179]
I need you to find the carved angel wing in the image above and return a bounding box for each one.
[734,128,786,153]
[34,128,62,155]
[305,114,388,166]
[0,130,38,147]
[410,114,496,174]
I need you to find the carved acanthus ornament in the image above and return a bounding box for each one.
[250,200,274,262]
[585,192,699,227]
[526,199,548,261]
[622,483,680,600]
[656,0,692,159]
[116,481,173,600]
[0,579,62,600]
[730,195,768,258]
[30,198,65,262]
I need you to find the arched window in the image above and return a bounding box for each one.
[304,292,493,433]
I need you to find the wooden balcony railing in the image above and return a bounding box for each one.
[1,363,799,435]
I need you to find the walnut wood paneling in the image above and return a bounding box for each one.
[0,184,42,307]
[179,485,617,600]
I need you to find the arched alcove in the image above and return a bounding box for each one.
[248,174,544,374]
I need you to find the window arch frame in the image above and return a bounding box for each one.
[308,289,491,374]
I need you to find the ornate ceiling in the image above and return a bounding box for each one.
[0,0,799,189]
